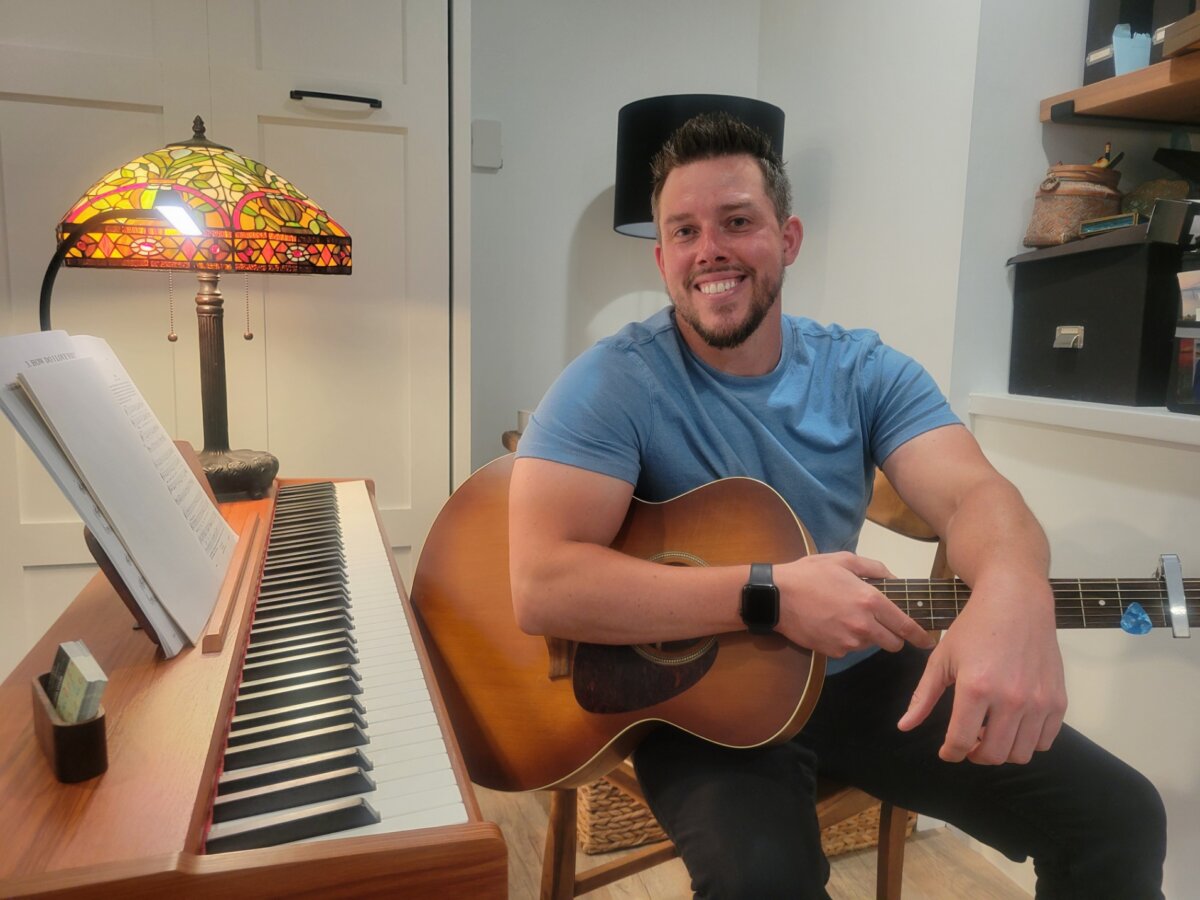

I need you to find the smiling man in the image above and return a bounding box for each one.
[508,112,1165,898]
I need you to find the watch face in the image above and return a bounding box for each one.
[741,583,779,628]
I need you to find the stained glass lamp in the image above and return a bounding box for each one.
[39,116,352,500]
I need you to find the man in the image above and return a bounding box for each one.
[508,112,1164,898]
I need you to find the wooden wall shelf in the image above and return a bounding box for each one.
[1040,52,1200,129]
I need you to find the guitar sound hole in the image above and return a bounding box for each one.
[634,637,717,665]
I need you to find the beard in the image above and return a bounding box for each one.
[672,264,783,350]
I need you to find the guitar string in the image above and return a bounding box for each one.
[869,579,1196,630]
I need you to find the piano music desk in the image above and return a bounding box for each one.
[0,486,507,898]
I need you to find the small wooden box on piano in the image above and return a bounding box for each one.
[0,473,507,899]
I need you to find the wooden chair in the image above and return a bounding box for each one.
[539,469,953,900]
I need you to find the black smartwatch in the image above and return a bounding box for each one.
[740,563,779,635]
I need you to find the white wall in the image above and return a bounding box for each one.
[469,0,761,469]
[954,1,1200,894]
[756,0,981,570]
[758,0,981,386]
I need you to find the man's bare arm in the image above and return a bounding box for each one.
[509,456,931,655]
[884,424,1067,765]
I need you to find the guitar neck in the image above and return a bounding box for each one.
[872,577,1200,632]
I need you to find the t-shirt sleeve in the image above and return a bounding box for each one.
[514,343,654,486]
[863,341,962,466]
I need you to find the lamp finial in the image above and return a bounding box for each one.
[169,115,232,152]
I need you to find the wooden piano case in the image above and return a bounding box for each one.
[0,480,507,898]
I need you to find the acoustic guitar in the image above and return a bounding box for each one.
[410,454,1197,793]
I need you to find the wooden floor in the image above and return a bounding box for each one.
[477,786,1032,900]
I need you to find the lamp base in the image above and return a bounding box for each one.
[199,447,279,501]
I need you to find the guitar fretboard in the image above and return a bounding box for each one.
[871,577,1200,632]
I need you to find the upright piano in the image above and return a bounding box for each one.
[0,478,507,898]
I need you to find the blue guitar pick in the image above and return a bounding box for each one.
[1120,601,1153,635]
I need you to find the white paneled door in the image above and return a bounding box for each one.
[0,1,452,677]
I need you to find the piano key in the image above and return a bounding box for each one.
[225,707,367,747]
[205,797,380,853]
[218,747,374,794]
[238,662,360,695]
[256,584,350,607]
[243,635,356,666]
[262,549,346,575]
[222,722,369,769]
[250,598,351,623]
[230,694,366,733]
[235,674,362,715]
[249,613,353,644]
[212,766,376,822]
[261,536,344,560]
[245,629,357,658]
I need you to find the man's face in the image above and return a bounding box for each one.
[654,155,802,352]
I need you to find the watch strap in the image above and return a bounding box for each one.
[748,562,773,586]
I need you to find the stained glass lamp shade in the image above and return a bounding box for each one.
[40,117,352,499]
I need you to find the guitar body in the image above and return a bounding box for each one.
[410,454,824,792]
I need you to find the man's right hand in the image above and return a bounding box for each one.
[775,553,935,657]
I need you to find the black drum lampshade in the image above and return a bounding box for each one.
[613,94,785,238]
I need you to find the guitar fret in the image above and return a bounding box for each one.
[876,576,1197,631]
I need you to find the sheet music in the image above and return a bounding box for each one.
[0,331,242,655]
[17,347,235,644]
[69,336,235,566]
[0,332,186,655]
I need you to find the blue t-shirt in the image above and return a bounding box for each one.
[516,307,960,672]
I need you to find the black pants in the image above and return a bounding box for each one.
[633,644,1166,899]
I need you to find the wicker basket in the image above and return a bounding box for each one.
[576,777,916,858]
[577,777,667,854]
[1022,163,1121,248]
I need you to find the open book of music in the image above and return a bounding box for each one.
[0,331,236,657]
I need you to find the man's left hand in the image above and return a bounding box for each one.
[896,571,1067,764]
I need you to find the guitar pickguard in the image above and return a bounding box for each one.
[572,639,718,713]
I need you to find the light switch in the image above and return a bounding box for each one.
[472,119,503,170]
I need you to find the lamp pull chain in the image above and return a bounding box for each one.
[167,272,179,342]
[243,274,253,341]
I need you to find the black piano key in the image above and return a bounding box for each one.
[230,694,366,733]
[245,629,357,658]
[235,673,362,715]
[222,722,369,769]
[263,547,345,573]
[212,766,375,823]
[249,613,352,645]
[226,707,367,748]
[238,663,360,696]
[249,609,354,637]
[238,649,362,687]
[205,797,380,853]
[254,587,352,608]
[251,596,351,621]
[244,635,356,666]
[267,523,342,542]
[257,567,347,592]
[218,747,373,795]
[262,535,343,559]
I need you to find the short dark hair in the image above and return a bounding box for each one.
[650,111,792,229]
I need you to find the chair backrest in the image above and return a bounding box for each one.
[865,469,953,581]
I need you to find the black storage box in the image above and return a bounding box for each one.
[1084,0,1196,85]
[1008,225,1182,406]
